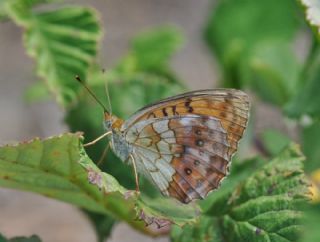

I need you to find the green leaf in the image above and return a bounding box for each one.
[0,0,9,20]
[24,81,51,102]
[83,210,116,242]
[245,41,301,106]
[260,129,291,156]
[0,133,199,236]
[301,121,320,172]
[301,204,320,242]
[0,234,42,242]
[116,26,184,82]
[131,26,183,71]
[285,45,320,118]
[171,216,223,242]
[172,144,309,242]
[205,0,300,58]
[5,1,101,105]
[0,0,55,21]
[205,0,301,90]
[300,0,320,37]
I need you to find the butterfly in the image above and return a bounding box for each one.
[77,77,250,204]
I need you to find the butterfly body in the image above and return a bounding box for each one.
[103,89,250,204]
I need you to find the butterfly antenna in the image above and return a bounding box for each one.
[75,75,110,114]
[102,69,113,115]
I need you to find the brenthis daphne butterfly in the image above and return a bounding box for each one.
[76,76,250,204]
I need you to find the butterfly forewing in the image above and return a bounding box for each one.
[123,89,250,203]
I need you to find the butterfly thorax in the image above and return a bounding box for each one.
[104,113,132,163]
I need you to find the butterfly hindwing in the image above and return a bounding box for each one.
[123,89,250,203]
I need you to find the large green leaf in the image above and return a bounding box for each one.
[244,41,301,106]
[205,0,302,104]
[5,0,101,105]
[205,0,300,60]
[172,144,309,242]
[0,133,199,236]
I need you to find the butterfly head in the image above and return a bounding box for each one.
[104,112,124,132]
[74,75,124,132]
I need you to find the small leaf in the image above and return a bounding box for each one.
[116,26,184,83]
[131,26,183,71]
[6,1,101,105]
[83,211,116,242]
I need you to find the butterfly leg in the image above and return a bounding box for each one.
[96,141,111,167]
[84,131,112,147]
[129,154,140,193]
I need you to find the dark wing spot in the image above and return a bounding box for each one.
[195,139,204,147]
[194,160,200,166]
[184,98,193,113]
[185,168,192,175]
[162,107,168,116]
[172,105,178,115]
[185,98,191,107]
